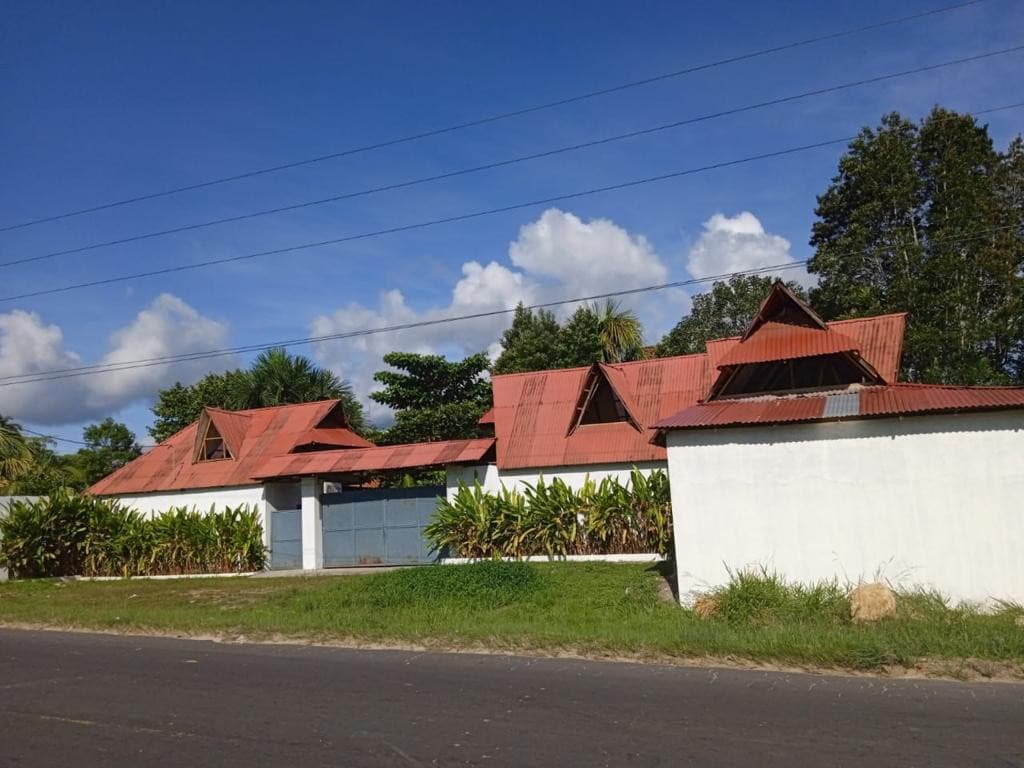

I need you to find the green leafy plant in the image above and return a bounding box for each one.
[0,493,265,578]
[424,469,673,559]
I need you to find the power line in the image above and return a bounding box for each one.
[0,220,1017,388]
[2,101,1021,305]
[6,44,1020,270]
[0,0,989,234]
[20,426,156,450]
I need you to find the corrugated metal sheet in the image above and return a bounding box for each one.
[254,438,496,479]
[823,391,860,419]
[701,314,906,390]
[716,323,861,367]
[292,427,374,450]
[90,400,369,495]
[655,383,1024,431]
[492,354,707,470]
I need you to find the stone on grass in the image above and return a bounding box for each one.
[849,582,897,623]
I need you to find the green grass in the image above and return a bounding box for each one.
[0,563,1021,674]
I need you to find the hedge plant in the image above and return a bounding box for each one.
[0,491,266,578]
[426,468,672,558]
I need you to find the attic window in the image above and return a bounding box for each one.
[570,367,638,433]
[198,422,232,462]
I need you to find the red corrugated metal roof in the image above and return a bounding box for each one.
[292,427,374,450]
[492,354,707,470]
[715,322,861,367]
[701,314,906,390]
[478,407,495,424]
[254,438,495,479]
[654,383,1024,431]
[90,400,370,495]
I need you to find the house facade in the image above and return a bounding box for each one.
[654,283,1024,605]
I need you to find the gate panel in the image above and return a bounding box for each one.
[269,509,302,570]
[322,487,443,567]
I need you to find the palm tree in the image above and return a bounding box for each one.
[591,300,643,363]
[0,414,34,491]
[242,348,366,431]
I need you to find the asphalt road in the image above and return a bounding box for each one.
[1,630,1021,767]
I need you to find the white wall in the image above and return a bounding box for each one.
[446,461,666,500]
[665,411,1024,605]
[104,485,267,518]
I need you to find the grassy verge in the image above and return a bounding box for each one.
[1,562,1021,677]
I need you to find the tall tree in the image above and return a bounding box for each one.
[557,305,604,368]
[656,275,806,357]
[371,352,492,445]
[492,304,563,375]
[75,418,142,486]
[148,349,365,442]
[809,107,1024,384]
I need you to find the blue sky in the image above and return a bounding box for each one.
[1,0,1022,447]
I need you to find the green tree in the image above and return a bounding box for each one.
[592,299,643,362]
[492,305,563,375]
[6,436,86,495]
[371,352,492,445]
[557,305,604,367]
[74,418,142,486]
[0,415,34,491]
[656,275,806,357]
[809,107,1024,384]
[148,349,365,442]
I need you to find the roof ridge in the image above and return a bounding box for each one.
[491,353,709,381]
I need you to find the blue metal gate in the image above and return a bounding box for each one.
[321,486,444,567]
[269,509,303,570]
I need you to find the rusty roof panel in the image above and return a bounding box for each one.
[716,323,861,368]
[492,354,707,470]
[655,383,1024,431]
[253,438,495,479]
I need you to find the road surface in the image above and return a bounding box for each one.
[0,629,1020,767]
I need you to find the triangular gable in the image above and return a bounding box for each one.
[311,399,352,430]
[742,281,827,340]
[567,364,642,435]
[193,408,248,463]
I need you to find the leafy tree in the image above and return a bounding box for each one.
[656,275,806,357]
[557,306,604,367]
[809,107,1024,384]
[149,349,365,442]
[75,418,142,486]
[492,304,563,375]
[149,369,251,442]
[371,352,492,445]
[5,437,85,495]
[494,300,645,374]
[0,414,34,491]
[592,299,643,362]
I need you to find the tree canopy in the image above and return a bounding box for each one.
[656,275,806,357]
[371,351,492,445]
[809,108,1024,384]
[149,348,365,442]
[492,300,644,375]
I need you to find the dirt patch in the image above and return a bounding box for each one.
[185,588,277,608]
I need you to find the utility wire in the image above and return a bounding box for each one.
[0,0,989,233]
[19,427,156,450]
[1,101,1021,305]
[0,220,1017,387]
[5,44,1019,270]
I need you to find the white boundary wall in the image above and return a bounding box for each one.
[446,461,665,500]
[103,485,267,518]
[665,410,1024,605]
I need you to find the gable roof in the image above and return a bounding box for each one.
[491,354,707,470]
[90,400,373,495]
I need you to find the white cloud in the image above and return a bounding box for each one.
[0,294,230,426]
[687,211,804,282]
[313,208,675,423]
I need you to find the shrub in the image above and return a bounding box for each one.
[0,493,265,578]
[708,566,850,626]
[425,469,673,558]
